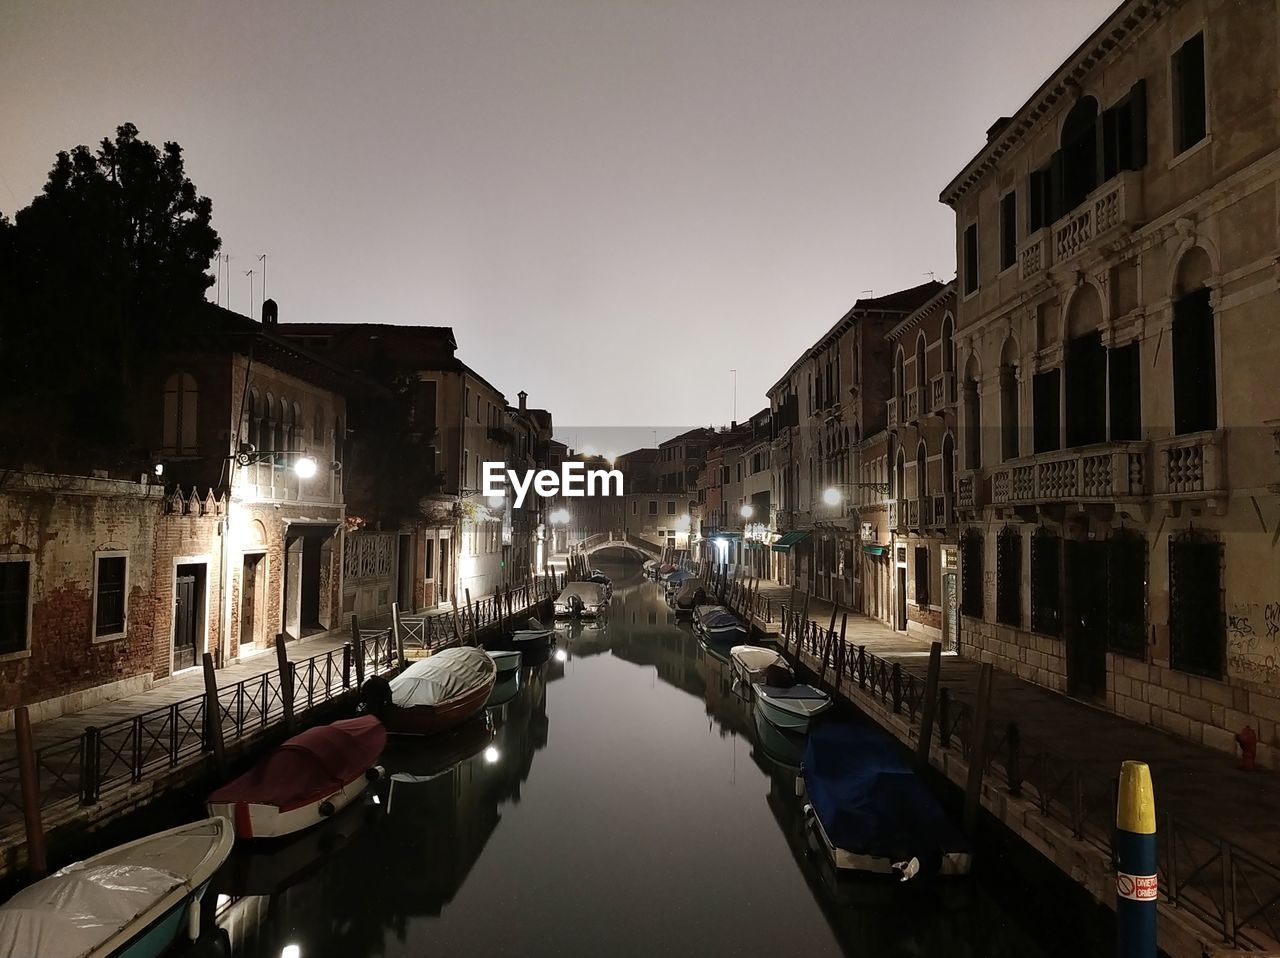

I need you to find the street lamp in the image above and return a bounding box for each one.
[822,486,842,507]
[293,455,318,480]
[823,481,891,507]
[550,508,570,525]
[232,444,329,480]
[740,503,754,519]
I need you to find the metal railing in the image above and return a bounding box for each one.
[0,629,403,831]
[399,579,558,654]
[775,606,1280,950]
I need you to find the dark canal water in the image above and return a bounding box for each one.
[177,555,1105,957]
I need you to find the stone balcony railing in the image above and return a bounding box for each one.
[1153,430,1226,500]
[1053,170,1143,264]
[905,497,921,530]
[956,469,984,512]
[904,388,920,422]
[926,494,950,527]
[988,442,1148,506]
[929,372,955,414]
[1019,227,1051,280]
[887,398,898,429]
[888,498,899,530]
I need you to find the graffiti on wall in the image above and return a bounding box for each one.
[1227,601,1280,686]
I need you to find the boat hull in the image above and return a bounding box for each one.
[381,674,496,735]
[753,688,831,734]
[805,804,973,877]
[487,649,523,674]
[208,767,379,840]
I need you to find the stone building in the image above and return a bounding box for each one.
[941,0,1280,762]
[886,282,960,647]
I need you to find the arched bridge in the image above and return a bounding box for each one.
[574,532,665,561]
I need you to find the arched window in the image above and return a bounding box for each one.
[963,355,982,469]
[999,335,1020,461]
[246,389,261,452]
[916,441,928,503]
[1172,246,1217,435]
[291,402,303,452]
[894,348,906,402]
[278,400,291,466]
[1060,96,1099,212]
[942,433,956,522]
[941,315,956,404]
[895,449,906,501]
[162,372,198,456]
[1064,285,1106,447]
[915,333,928,401]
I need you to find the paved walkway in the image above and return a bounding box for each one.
[751,581,1280,862]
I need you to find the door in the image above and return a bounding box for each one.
[895,565,908,631]
[240,553,263,650]
[174,573,198,671]
[300,537,322,635]
[397,534,415,612]
[1065,540,1108,699]
[942,572,959,652]
[283,536,303,640]
[439,543,450,605]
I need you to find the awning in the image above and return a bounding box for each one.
[772,531,811,553]
[862,544,889,557]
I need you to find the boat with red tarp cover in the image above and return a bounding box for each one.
[207,715,387,840]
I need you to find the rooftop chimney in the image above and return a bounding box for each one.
[262,298,278,325]
[518,390,527,412]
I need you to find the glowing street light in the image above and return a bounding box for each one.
[822,486,842,507]
[740,503,754,519]
[484,746,500,764]
[550,508,571,525]
[487,493,505,509]
[293,455,318,480]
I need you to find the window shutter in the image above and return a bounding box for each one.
[1049,149,1065,222]
[1128,79,1147,169]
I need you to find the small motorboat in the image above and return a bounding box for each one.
[670,578,708,613]
[642,559,660,578]
[0,817,233,958]
[754,682,832,734]
[554,582,609,618]
[661,569,692,592]
[359,647,496,736]
[730,645,794,688]
[802,721,972,880]
[586,569,613,597]
[693,605,749,644]
[208,715,387,840]
[752,705,806,772]
[487,670,521,709]
[510,617,553,653]
[487,648,523,674]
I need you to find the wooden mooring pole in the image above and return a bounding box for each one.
[391,602,406,668]
[916,641,943,764]
[202,652,226,773]
[962,661,994,835]
[350,614,365,687]
[14,706,47,877]
[274,635,296,733]
[465,589,477,645]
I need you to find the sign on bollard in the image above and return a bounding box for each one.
[1115,760,1157,958]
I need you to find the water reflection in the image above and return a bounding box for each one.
[201,557,1089,957]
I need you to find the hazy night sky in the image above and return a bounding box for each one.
[2,0,1116,453]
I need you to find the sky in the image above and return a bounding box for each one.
[2,0,1118,454]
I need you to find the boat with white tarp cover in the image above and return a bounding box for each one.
[0,817,233,958]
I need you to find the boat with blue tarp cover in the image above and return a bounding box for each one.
[801,721,972,881]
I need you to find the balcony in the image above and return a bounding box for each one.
[929,372,955,414]
[1153,430,1227,504]
[988,442,1149,506]
[1052,171,1143,265]
[1018,227,1050,280]
[956,469,984,513]
[888,498,899,531]
[904,388,920,423]
[926,494,950,528]
[887,398,898,429]
[904,497,920,530]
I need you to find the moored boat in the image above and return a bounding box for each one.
[753,682,832,733]
[0,817,233,958]
[360,647,497,736]
[510,617,553,653]
[487,648,523,674]
[670,578,707,613]
[801,721,972,880]
[207,715,387,840]
[554,582,609,618]
[692,605,749,643]
[730,645,794,688]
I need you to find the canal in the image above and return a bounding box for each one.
[179,554,1106,957]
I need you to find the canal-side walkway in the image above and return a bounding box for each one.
[749,581,1280,861]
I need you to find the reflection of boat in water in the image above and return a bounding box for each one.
[802,722,972,881]
[384,715,494,780]
[752,704,806,772]
[487,670,521,709]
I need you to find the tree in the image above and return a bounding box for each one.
[0,123,220,465]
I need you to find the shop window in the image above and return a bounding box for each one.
[914,546,930,607]
[0,560,31,655]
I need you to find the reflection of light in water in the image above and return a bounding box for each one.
[484,746,500,764]
[554,648,568,663]
[372,794,381,805]
[282,946,301,958]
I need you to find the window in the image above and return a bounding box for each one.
[999,192,1017,271]
[632,501,637,515]
[960,529,983,618]
[1102,81,1148,178]
[914,546,930,607]
[0,559,31,655]
[1066,332,1107,447]
[963,223,978,294]
[648,500,657,516]
[1173,33,1206,154]
[1059,96,1099,214]
[1108,532,1146,659]
[94,554,127,638]
[1109,342,1142,440]
[667,501,676,515]
[996,527,1021,627]
[1169,530,1222,677]
[1030,529,1061,636]
[1172,288,1217,434]
[1028,164,1054,233]
[162,372,198,455]
[1032,369,1061,453]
